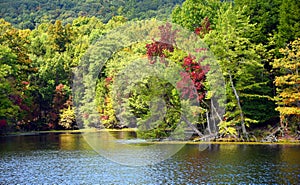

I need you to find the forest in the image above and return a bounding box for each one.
[0,0,184,29]
[0,0,299,141]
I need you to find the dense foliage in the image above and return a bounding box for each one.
[273,38,300,132]
[0,0,184,29]
[0,0,299,140]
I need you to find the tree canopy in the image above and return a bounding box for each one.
[0,0,299,140]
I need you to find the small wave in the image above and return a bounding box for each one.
[116,139,148,144]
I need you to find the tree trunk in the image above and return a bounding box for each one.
[206,111,212,135]
[210,99,220,132]
[181,115,204,137]
[200,100,213,134]
[228,71,247,135]
[261,127,281,142]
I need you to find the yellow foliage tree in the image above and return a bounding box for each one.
[273,38,300,129]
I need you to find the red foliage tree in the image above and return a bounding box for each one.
[177,54,209,101]
[146,23,210,101]
[146,23,177,64]
[0,120,7,130]
[195,17,211,38]
[49,83,71,129]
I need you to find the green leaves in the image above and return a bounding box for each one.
[201,3,275,135]
[0,19,35,127]
[277,0,300,48]
[234,0,282,45]
[172,0,223,31]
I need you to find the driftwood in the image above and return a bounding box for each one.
[296,131,300,140]
[181,115,204,137]
[261,127,282,142]
[193,133,218,142]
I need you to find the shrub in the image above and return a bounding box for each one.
[58,106,76,129]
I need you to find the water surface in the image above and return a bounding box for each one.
[0,132,299,184]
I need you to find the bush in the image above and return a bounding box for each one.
[58,106,76,129]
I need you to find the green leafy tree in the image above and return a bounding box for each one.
[96,78,118,128]
[95,42,146,129]
[0,19,35,129]
[0,45,19,125]
[47,20,74,52]
[234,0,282,45]
[233,0,281,126]
[204,4,270,137]
[28,20,79,128]
[172,0,223,31]
[127,76,182,139]
[277,0,300,48]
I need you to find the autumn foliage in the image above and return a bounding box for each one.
[177,55,209,101]
[146,23,209,102]
[146,23,176,64]
[273,38,300,128]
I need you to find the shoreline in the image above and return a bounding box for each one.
[1,129,300,144]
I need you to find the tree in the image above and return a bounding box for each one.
[171,0,223,31]
[47,20,74,52]
[129,76,182,139]
[273,38,300,131]
[234,0,282,45]
[96,77,118,128]
[0,19,35,130]
[28,20,78,129]
[59,106,76,129]
[0,45,19,125]
[277,0,300,48]
[233,0,281,126]
[204,4,269,137]
[142,23,210,138]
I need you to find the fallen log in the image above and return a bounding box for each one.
[181,115,204,137]
[193,133,218,142]
[261,127,282,142]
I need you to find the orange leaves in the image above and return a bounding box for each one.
[274,74,300,86]
[274,38,300,121]
[275,107,300,116]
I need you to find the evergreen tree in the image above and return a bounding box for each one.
[277,0,300,47]
[234,0,282,45]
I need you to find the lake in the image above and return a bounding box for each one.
[1,131,299,184]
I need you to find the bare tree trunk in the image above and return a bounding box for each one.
[228,71,247,135]
[206,111,212,135]
[210,99,219,133]
[210,99,223,122]
[200,100,212,134]
[181,115,203,137]
[262,127,281,142]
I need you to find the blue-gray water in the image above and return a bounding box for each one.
[1,132,299,184]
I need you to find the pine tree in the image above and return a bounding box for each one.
[234,0,282,45]
[277,0,300,47]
